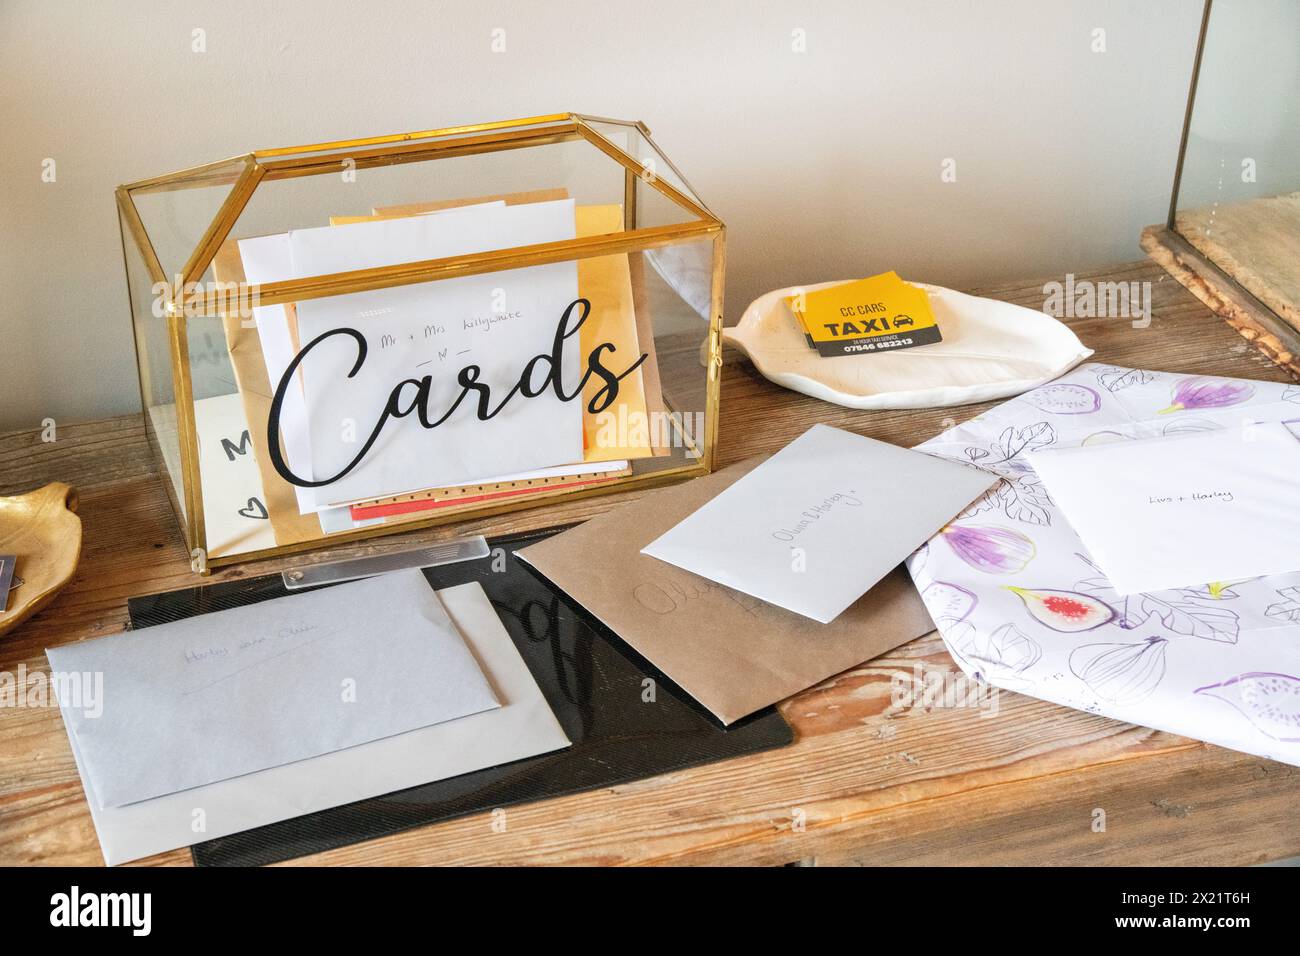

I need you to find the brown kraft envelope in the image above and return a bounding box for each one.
[515,456,936,725]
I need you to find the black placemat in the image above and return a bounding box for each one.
[126,527,794,866]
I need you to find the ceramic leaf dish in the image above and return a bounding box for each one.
[724,280,1092,409]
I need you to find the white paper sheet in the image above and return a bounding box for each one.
[288,199,584,504]
[238,202,511,518]
[146,395,280,558]
[54,582,570,866]
[1027,423,1300,594]
[192,393,278,556]
[641,423,997,623]
[908,363,1300,768]
[47,570,499,808]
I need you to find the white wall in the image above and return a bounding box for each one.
[0,0,1206,431]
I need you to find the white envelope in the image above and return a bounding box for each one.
[47,570,498,808]
[56,582,570,866]
[641,424,998,623]
[1027,422,1300,594]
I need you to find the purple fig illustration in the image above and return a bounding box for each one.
[1070,636,1167,705]
[1194,672,1300,742]
[1024,383,1101,415]
[1004,585,1115,632]
[922,581,977,625]
[939,525,1035,574]
[1159,376,1255,414]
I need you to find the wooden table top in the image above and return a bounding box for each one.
[3,259,1298,867]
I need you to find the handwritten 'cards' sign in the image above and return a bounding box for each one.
[273,199,643,505]
[269,297,646,491]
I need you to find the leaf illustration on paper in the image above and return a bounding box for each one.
[1132,593,1239,644]
[1195,672,1300,742]
[960,477,1054,526]
[958,422,1058,526]
[1265,586,1300,623]
[1283,384,1300,404]
[995,473,1054,525]
[994,422,1057,461]
[1073,555,1240,644]
[1095,365,1155,393]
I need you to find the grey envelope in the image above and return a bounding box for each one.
[48,570,499,808]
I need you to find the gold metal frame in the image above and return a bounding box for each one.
[116,113,725,569]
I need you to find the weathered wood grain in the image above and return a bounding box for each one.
[1176,192,1300,331]
[1,260,1296,867]
[1143,224,1300,379]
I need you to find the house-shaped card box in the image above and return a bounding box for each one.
[116,113,724,570]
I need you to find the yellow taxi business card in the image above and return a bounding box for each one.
[788,272,942,357]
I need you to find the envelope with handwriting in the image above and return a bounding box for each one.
[641,424,998,624]
[516,447,961,724]
[48,571,499,809]
[1026,422,1300,594]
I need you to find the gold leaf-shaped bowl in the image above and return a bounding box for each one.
[0,482,82,639]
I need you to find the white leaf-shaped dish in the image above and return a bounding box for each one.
[724,280,1093,409]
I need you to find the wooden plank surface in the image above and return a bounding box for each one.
[1175,191,1300,332]
[2,259,1297,867]
[1142,224,1300,380]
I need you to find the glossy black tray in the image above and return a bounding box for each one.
[127,527,794,866]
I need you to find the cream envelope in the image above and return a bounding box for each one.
[516,455,943,724]
[641,424,998,624]
[55,582,570,866]
[1027,422,1300,594]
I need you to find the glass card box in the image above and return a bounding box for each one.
[1142,0,1300,378]
[116,113,724,570]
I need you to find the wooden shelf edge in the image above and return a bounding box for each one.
[1141,225,1300,382]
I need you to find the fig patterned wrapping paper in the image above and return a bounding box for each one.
[907,362,1300,766]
